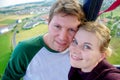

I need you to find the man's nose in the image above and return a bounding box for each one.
[59,30,68,41]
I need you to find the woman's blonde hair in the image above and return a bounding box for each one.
[79,21,112,57]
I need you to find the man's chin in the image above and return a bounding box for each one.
[58,48,69,54]
[56,48,65,52]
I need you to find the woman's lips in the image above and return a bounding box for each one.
[71,54,83,61]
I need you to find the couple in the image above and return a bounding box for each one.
[2,0,120,80]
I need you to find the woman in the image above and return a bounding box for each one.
[68,22,120,80]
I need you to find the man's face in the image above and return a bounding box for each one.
[47,13,80,52]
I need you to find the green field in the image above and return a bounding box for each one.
[0,24,48,79]
[16,24,48,44]
[0,14,35,26]
[0,19,16,25]
[0,32,13,78]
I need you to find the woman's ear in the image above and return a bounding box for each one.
[100,52,106,60]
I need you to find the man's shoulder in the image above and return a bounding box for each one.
[12,35,44,59]
[16,35,43,49]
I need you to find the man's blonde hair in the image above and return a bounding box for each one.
[49,0,85,23]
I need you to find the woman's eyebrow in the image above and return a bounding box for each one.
[84,42,92,46]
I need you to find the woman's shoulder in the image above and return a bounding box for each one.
[104,68,120,80]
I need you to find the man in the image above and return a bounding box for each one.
[2,0,85,80]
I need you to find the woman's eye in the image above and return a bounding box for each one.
[83,44,91,50]
[72,39,78,45]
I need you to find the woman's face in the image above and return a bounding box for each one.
[69,29,105,72]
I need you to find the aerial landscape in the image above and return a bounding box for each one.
[0,0,120,79]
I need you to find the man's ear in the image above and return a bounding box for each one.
[47,18,50,25]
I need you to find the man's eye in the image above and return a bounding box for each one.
[69,28,76,33]
[55,25,60,29]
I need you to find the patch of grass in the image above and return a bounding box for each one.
[0,32,12,78]
[0,14,35,21]
[16,24,48,44]
[107,37,120,64]
[0,19,16,25]
[0,32,12,58]
[0,14,36,26]
[0,52,11,79]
